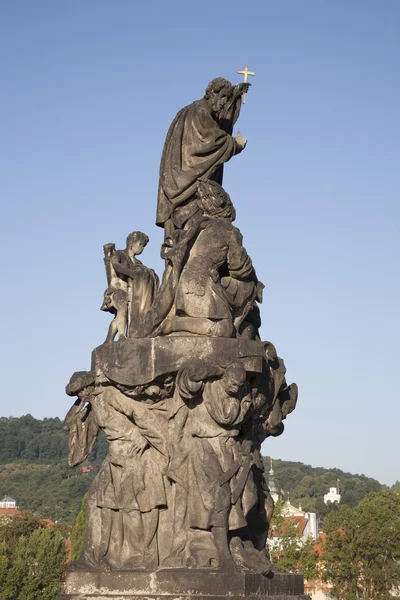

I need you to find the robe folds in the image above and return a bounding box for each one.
[65,386,169,569]
[157,98,238,229]
[175,220,256,320]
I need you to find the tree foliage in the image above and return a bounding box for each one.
[0,511,41,548]
[268,498,319,579]
[0,415,108,521]
[0,416,68,463]
[0,415,107,466]
[322,490,400,600]
[0,518,66,600]
[69,494,87,562]
[0,461,97,522]
[264,457,384,517]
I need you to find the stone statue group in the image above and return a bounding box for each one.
[64,77,298,576]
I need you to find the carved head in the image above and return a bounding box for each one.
[204,77,233,116]
[223,363,247,395]
[196,179,236,221]
[126,231,149,256]
[65,370,95,398]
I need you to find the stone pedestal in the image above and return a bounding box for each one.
[62,568,309,600]
[92,336,266,386]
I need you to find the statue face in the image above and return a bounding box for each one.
[224,375,243,394]
[128,240,145,256]
[208,87,231,116]
[208,91,220,115]
[223,365,246,394]
[217,89,229,111]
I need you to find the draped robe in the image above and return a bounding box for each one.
[157,96,242,230]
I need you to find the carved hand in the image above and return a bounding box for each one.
[235,131,247,152]
[238,82,251,95]
[131,435,148,455]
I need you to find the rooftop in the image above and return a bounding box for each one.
[1,495,16,503]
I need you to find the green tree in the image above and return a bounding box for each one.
[1,535,29,600]
[69,494,87,562]
[269,497,286,533]
[270,514,300,572]
[269,499,319,578]
[298,537,320,581]
[0,541,9,593]
[0,511,41,550]
[0,512,67,600]
[21,527,66,599]
[0,528,66,600]
[322,490,400,600]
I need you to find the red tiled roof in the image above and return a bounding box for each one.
[313,532,327,557]
[293,515,308,535]
[0,508,21,515]
[271,515,309,537]
[40,518,55,526]
[0,509,55,527]
[80,465,95,473]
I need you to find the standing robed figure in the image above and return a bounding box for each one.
[156,77,250,235]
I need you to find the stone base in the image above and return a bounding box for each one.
[62,568,308,599]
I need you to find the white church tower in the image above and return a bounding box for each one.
[268,458,279,503]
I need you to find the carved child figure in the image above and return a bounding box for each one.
[101,231,158,342]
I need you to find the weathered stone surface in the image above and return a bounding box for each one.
[100,232,158,343]
[62,569,308,599]
[92,337,266,386]
[63,596,309,600]
[157,78,250,234]
[64,75,300,595]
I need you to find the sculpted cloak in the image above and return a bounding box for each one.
[157,97,241,230]
[175,219,256,320]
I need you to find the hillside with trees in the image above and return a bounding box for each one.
[0,415,392,523]
[0,415,107,522]
[265,458,385,517]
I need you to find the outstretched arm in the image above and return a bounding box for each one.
[233,131,247,154]
[112,260,136,279]
[233,82,251,99]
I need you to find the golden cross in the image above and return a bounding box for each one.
[237,65,255,103]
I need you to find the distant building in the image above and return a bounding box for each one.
[267,460,318,551]
[324,486,341,505]
[0,495,18,509]
[283,500,318,542]
[0,496,56,526]
[269,500,318,549]
[0,495,20,521]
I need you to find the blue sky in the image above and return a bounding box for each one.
[1,1,399,486]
